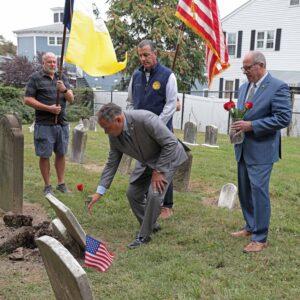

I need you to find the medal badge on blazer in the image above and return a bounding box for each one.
[152,81,161,90]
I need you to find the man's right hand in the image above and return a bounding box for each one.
[48,104,61,115]
[87,193,102,214]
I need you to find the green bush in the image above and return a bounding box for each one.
[0,86,94,123]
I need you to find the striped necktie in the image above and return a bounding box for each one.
[246,84,256,102]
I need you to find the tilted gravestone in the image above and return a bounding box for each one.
[183,121,198,145]
[45,193,86,250]
[202,125,219,148]
[0,114,24,213]
[36,236,94,300]
[173,150,193,192]
[71,129,87,164]
[118,154,134,175]
[218,183,238,209]
[83,119,90,131]
[88,116,97,131]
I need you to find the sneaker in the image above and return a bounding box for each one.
[43,185,53,196]
[56,183,71,193]
[127,236,151,249]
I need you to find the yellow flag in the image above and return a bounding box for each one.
[65,0,127,76]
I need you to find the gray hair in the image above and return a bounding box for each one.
[138,40,157,52]
[251,51,267,68]
[97,103,122,122]
[42,52,57,62]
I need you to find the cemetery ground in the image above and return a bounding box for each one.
[1,124,300,300]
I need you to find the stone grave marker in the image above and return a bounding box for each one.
[71,129,87,164]
[202,125,219,148]
[173,150,193,192]
[0,114,24,213]
[183,121,198,145]
[83,118,90,131]
[218,183,238,209]
[28,122,35,133]
[45,193,86,250]
[36,236,94,300]
[88,116,97,131]
[118,154,134,175]
[74,119,84,131]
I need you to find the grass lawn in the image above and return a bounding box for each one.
[2,124,300,299]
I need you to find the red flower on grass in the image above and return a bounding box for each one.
[76,183,84,192]
[76,183,91,208]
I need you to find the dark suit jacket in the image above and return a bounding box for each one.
[235,73,292,164]
[99,110,188,189]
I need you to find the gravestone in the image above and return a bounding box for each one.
[88,116,97,131]
[0,114,23,213]
[36,236,94,300]
[71,129,87,164]
[83,119,90,131]
[218,183,238,209]
[173,150,193,192]
[118,154,134,175]
[28,122,35,133]
[183,121,198,145]
[202,125,219,148]
[74,119,84,131]
[45,193,86,250]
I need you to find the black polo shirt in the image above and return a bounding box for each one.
[25,70,71,125]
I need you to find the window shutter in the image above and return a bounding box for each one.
[250,30,256,50]
[219,78,224,98]
[237,31,243,58]
[234,79,240,99]
[275,28,282,51]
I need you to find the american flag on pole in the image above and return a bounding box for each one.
[175,0,230,87]
[85,235,114,272]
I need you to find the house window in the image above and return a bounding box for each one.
[49,37,55,45]
[227,33,237,56]
[225,80,234,99]
[290,0,299,5]
[60,12,64,22]
[54,13,59,23]
[256,31,275,50]
[57,37,63,45]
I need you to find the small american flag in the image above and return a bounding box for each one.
[85,235,114,272]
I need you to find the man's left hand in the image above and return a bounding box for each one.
[151,170,167,194]
[56,80,67,93]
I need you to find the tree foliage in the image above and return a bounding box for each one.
[106,0,206,92]
[0,35,16,56]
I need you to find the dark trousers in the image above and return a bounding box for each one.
[163,181,173,208]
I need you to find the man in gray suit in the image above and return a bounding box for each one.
[230,51,291,253]
[88,103,188,249]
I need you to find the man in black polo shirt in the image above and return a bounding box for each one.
[24,52,74,195]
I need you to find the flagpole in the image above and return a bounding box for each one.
[55,24,67,124]
[171,22,185,71]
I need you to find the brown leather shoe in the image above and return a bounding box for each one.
[243,241,268,253]
[230,229,251,238]
[159,207,173,220]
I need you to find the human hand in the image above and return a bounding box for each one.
[231,120,252,133]
[151,170,167,194]
[87,193,102,214]
[48,104,61,115]
[56,80,67,93]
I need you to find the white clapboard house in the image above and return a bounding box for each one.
[210,0,300,98]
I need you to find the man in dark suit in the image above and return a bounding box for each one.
[230,51,291,253]
[88,103,188,249]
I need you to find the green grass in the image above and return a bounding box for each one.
[2,124,300,299]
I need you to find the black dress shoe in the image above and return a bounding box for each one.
[127,236,151,249]
[153,224,161,233]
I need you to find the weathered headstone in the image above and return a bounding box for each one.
[173,150,193,192]
[71,129,87,164]
[83,118,90,131]
[183,121,198,145]
[36,236,94,300]
[118,154,134,175]
[74,119,84,131]
[28,122,35,133]
[45,193,86,250]
[202,125,219,148]
[218,183,238,209]
[88,116,97,131]
[0,114,23,213]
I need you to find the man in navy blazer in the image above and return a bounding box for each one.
[88,103,188,249]
[230,51,291,253]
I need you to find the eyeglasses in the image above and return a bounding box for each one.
[241,63,259,72]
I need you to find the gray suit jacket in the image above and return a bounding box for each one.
[99,110,188,189]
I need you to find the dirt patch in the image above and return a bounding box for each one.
[0,202,49,278]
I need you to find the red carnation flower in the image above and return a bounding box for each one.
[76,183,84,192]
[244,102,253,109]
[223,101,236,111]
